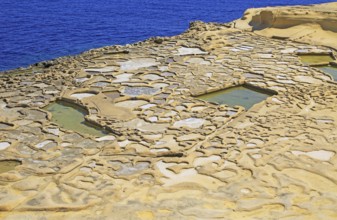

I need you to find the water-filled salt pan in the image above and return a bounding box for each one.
[113,73,133,83]
[123,87,158,96]
[176,47,208,56]
[186,58,211,65]
[85,66,115,73]
[35,140,53,149]
[142,74,164,81]
[173,118,205,129]
[152,83,169,88]
[292,150,335,161]
[70,93,95,100]
[44,101,107,137]
[92,82,110,87]
[140,104,156,109]
[75,77,89,83]
[119,58,159,71]
[0,142,10,150]
[95,136,116,142]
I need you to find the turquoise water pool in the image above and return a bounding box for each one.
[44,101,107,137]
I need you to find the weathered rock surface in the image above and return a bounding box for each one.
[234,2,337,50]
[0,2,337,219]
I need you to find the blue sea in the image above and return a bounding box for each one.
[0,0,334,71]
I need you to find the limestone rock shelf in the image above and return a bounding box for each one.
[234,2,337,50]
[0,2,337,219]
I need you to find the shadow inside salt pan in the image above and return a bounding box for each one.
[196,85,276,109]
[0,160,21,174]
[44,101,108,137]
[103,91,120,100]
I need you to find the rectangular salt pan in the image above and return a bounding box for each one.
[196,85,275,109]
[299,54,334,65]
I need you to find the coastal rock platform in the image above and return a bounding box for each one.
[1,3,337,219]
[234,2,337,50]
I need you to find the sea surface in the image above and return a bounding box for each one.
[0,0,334,71]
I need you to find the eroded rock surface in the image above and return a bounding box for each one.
[0,3,337,219]
[234,2,337,50]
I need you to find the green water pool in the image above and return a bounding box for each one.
[197,86,274,110]
[44,101,107,137]
[299,54,334,65]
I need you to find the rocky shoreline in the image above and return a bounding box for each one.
[0,3,337,219]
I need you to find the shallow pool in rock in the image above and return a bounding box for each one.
[299,54,334,65]
[317,66,337,81]
[0,160,21,174]
[123,86,159,96]
[92,81,110,87]
[104,91,121,100]
[197,85,275,109]
[44,101,107,137]
[70,92,95,100]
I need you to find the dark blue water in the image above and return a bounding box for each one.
[0,0,334,71]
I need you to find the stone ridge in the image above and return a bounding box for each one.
[0,3,337,220]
